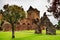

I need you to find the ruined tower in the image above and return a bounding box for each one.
[27,6,40,20]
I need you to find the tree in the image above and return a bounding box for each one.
[47,0,60,26]
[0,10,4,31]
[57,21,60,29]
[2,4,26,38]
[47,0,60,18]
[58,21,60,26]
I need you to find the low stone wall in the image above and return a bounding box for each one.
[2,22,37,31]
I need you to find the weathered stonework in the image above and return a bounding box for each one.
[2,21,12,31]
[27,6,40,20]
[41,12,56,35]
[15,18,37,31]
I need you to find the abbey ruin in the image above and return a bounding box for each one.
[0,5,56,35]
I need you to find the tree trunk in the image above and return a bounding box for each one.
[12,24,15,38]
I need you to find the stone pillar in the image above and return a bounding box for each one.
[46,22,56,35]
[35,21,42,34]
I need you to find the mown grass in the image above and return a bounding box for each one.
[0,30,60,40]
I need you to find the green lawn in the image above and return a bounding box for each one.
[0,30,60,40]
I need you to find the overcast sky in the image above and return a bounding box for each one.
[0,0,58,25]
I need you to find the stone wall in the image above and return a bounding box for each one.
[2,22,12,31]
